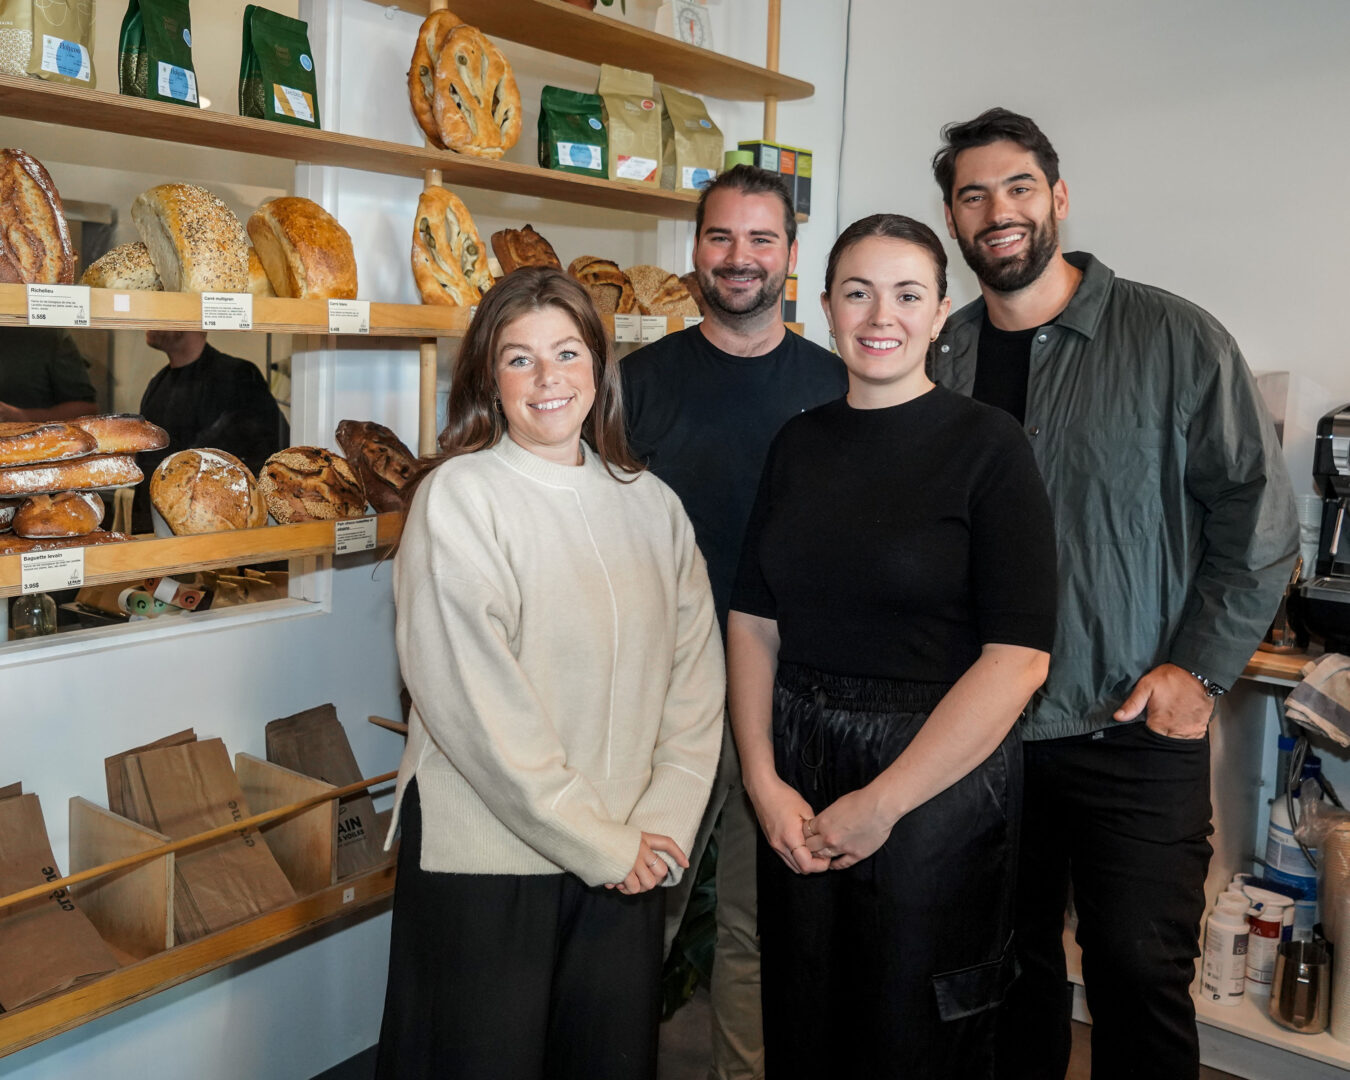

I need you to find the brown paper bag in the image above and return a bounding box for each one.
[0,782,21,800]
[659,84,723,191]
[266,705,384,878]
[120,738,296,942]
[0,794,119,1010]
[105,728,197,819]
[598,64,661,185]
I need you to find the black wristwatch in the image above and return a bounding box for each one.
[1188,671,1227,698]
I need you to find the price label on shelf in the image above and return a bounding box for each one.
[20,548,85,593]
[683,315,704,330]
[334,516,378,555]
[201,292,253,331]
[639,316,667,343]
[328,299,370,335]
[26,284,90,328]
[612,313,641,343]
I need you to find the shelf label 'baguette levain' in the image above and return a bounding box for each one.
[26,285,90,328]
[21,549,85,594]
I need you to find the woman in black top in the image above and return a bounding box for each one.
[728,215,1058,1078]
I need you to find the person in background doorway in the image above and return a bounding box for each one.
[132,330,288,533]
[728,214,1056,1077]
[621,164,846,1080]
[377,268,724,1080]
[930,107,1299,1080]
[0,326,98,420]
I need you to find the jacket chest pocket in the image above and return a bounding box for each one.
[1049,427,1166,543]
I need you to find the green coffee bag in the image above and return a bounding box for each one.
[538,86,607,178]
[119,0,200,108]
[239,5,320,128]
[26,0,94,87]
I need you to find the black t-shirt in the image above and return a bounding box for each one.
[622,326,847,632]
[972,312,1036,423]
[732,386,1058,682]
[132,343,289,533]
[0,326,97,408]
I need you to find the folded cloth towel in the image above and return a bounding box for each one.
[1286,653,1350,747]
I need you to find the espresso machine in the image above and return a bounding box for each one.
[1300,404,1350,652]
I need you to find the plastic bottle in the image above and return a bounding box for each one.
[1245,900,1288,995]
[1266,777,1320,940]
[1201,904,1250,1006]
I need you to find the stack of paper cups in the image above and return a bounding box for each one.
[1332,891,1350,1043]
[1325,825,1350,1043]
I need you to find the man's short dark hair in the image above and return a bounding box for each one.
[695,164,797,247]
[932,108,1061,206]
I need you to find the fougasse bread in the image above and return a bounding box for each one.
[131,183,250,294]
[0,148,75,285]
[13,491,104,538]
[335,420,418,515]
[0,454,143,498]
[411,186,493,306]
[69,414,169,455]
[0,421,96,467]
[247,197,357,300]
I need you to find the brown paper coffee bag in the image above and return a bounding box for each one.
[597,64,661,186]
[659,85,723,191]
[26,0,95,87]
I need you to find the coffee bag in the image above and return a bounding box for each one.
[659,85,723,191]
[119,0,199,108]
[239,5,321,129]
[26,0,94,87]
[0,0,32,78]
[597,64,661,185]
[538,86,607,178]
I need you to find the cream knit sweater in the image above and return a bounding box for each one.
[389,435,725,888]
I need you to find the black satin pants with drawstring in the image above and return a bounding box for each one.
[759,662,1022,1080]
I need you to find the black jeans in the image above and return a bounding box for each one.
[994,722,1213,1080]
[375,780,664,1080]
[760,663,1021,1080]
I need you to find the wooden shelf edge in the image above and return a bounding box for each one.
[367,0,813,103]
[0,513,404,599]
[0,863,396,1060]
[1241,648,1316,686]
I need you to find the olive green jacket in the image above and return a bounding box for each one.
[931,252,1298,740]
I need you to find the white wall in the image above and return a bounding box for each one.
[837,0,1350,439]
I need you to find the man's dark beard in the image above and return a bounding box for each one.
[696,265,786,320]
[956,215,1058,293]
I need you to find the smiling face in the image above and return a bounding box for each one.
[944,139,1068,294]
[693,187,797,321]
[822,236,951,407]
[494,305,597,465]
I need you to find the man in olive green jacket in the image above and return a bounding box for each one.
[930,109,1298,1080]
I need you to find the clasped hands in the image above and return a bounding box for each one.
[753,777,894,875]
[606,832,689,895]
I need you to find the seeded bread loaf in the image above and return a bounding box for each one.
[247,197,358,300]
[0,149,74,285]
[131,183,250,294]
[625,264,699,317]
[80,241,163,291]
[259,447,366,524]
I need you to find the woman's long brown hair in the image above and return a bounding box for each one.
[421,267,642,482]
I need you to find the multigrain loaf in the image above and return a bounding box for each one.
[131,183,250,293]
[567,256,636,317]
[247,197,357,300]
[258,447,366,524]
[0,148,75,285]
[625,264,699,317]
[150,449,267,535]
[80,241,162,290]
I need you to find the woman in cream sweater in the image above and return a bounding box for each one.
[376,268,725,1080]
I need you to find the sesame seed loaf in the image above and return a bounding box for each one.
[131,183,249,294]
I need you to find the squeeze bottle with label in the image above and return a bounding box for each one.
[1201,904,1249,1006]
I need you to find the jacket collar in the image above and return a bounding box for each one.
[945,251,1114,341]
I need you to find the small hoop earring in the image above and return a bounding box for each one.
[492,395,503,414]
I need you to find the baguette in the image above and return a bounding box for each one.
[0,421,97,467]
[13,491,104,538]
[0,530,131,555]
[70,414,169,455]
[0,498,18,532]
[0,149,75,285]
[0,454,143,498]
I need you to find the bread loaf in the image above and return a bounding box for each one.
[625,264,699,317]
[70,414,169,455]
[0,421,96,467]
[247,246,275,297]
[80,241,163,291]
[0,454,142,497]
[247,198,358,300]
[259,447,366,524]
[335,420,418,514]
[490,226,562,275]
[131,183,250,293]
[412,186,492,306]
[568,256,637,318]
[13,491,104,538]
[0,149,74,285]
[408,12,521,159]
[0,498,18,532]
[0,530,131,555]
[151,449,267,535]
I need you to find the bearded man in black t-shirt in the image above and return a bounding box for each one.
[621,166,845,1080]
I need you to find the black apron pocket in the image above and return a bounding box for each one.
[931,933,1018,1021]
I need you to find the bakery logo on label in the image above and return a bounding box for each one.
[641,99,656,111]
[300,54,313,72]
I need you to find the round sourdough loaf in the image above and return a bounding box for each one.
[150,449,267,535]
[13,491,104,538]
[258,447,366,523]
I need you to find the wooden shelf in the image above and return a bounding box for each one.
[378,0,814,103]
[0,74,721,221]
[0,862,394,1059]
[1242,648,1317,688]
[0,512,404,600]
